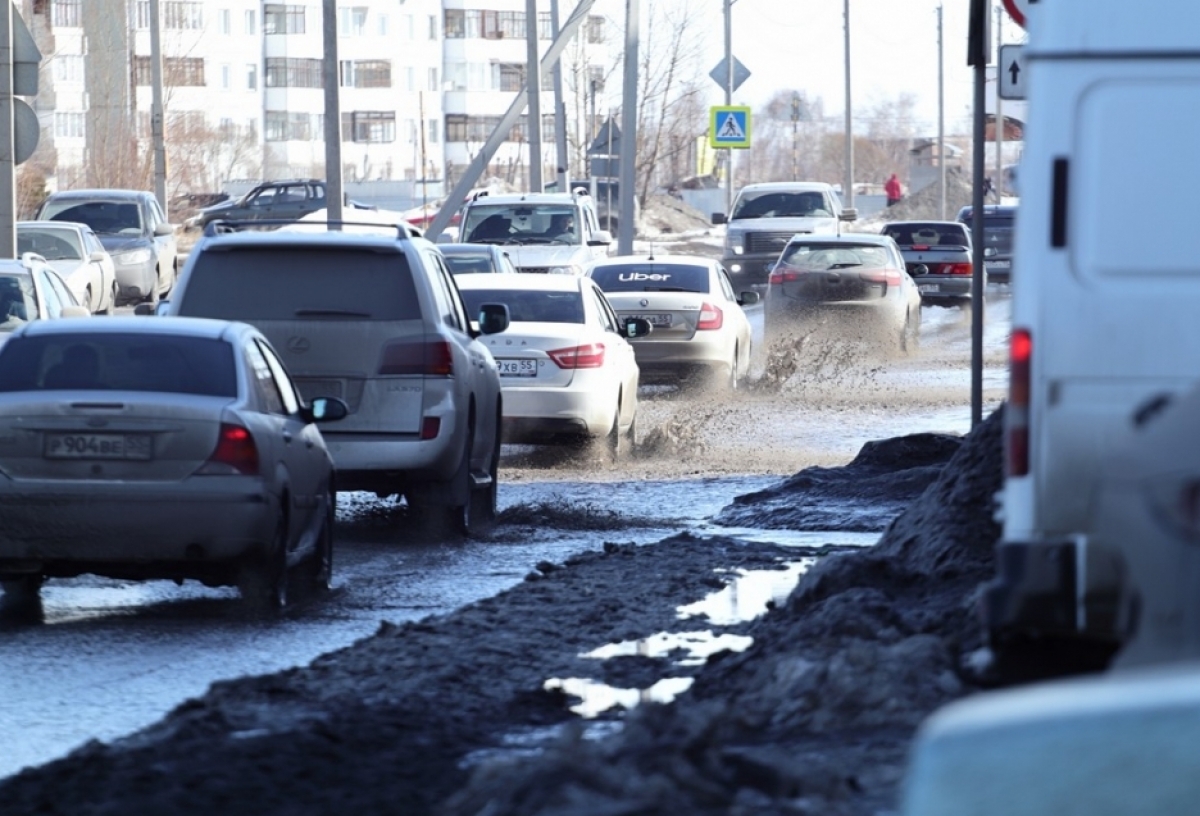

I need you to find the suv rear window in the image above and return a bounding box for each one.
[459,289,584,324]
[881,224,969,247]
[0,334,237,396]
[590,263,711,293]
[180,246,419,321]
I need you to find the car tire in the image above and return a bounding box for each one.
[144,273,160,308]
[603,399,624,463]
[412,425,474,539]
[84,285,94,313]
[238,510,289,612]
[102,281,117,315]
[301,489,335,592]
[467,417,500,536]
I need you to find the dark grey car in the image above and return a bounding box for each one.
[957,204,1016,284]
[880,221,980,307]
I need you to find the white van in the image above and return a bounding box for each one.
[983,1,1200,666]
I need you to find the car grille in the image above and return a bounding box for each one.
[746,232,798,255]
[518,266,551,274]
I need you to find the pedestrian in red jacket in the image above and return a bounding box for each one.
[885,173,903,207]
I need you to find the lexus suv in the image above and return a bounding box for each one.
[457,190,612,275]
[160,220,510,534]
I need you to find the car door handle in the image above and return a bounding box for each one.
[282,431,293,444]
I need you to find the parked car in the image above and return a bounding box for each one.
[457,190,612,275]
[586,254,759,390]
[879,220,979,307]
[34,188,178,307]
[0,316,348,610]
[763,233,921,353]
[161,221,510,534]
[956,204,1015,284]
[455,273,650,460]
[186,179,375,230]
[0,255,90,341]
[17,221,118,314]
[438,243,519,275]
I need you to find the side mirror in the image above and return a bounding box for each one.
[623,316,653,339]
[589,230,613,246]
[306,396,349,423]
[89,250,107,262]
[154,222,177,236]
[739,291,761,306]
[984,246,999,258]
[711,213,727,225]
[838,208,858,222]
[60,305,91,318]
[478,302,510,335]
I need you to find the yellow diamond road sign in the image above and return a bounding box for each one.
[710,106,751,149]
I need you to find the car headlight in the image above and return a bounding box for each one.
[549,264,583,275]
[725,234,744,255]
[113,248,152,265]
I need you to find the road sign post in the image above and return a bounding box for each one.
[709,106,751,150]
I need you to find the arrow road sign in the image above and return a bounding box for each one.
[709,106,751,149]
[998,44,1027,100]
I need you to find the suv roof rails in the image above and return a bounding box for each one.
[203,219,414,239]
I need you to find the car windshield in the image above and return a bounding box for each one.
[881,224,969,248]
[459,289,585,324]
[0,273,37,333]
[461,204,580,245]
[40,200,144,236]
[778,243,890,270]
[180,247,420,321]
[731,191,832,220]
[442,251,497,275]
[589,263,711,293]
[17,228,85,261]
[0,334,238,396]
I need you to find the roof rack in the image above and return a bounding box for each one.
[203,219,414,239]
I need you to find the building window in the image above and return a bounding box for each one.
[245,9,257,35]
[428,14,438,39]
[339,6,367,36]
[538,11,552,39]
[427,67,438,92]
[444,9,464,38]
[51,0,82,28]
[496,64,553,93]
[377,13,389,36]
[445,114,538,145]
[219,8,231,34]
[341,111,395,143]
[340,60,391,89]
[586,15,605,44]
[265,57,322,88]
[264,4,305,35]
[220,64,231,89]
[247,64,258,90]
[163,1,204,30]
[51,54,84,83]
[427,119,439,145]
[134,56,205,87]
[498,11,523,39]
[54,111,85,139]
[403,66,415,92]
[445,114,467,143]
[266,110,318,142]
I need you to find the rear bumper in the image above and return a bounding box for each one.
[912,276,975,301]
[502,385,615,441]
[631,336,730,379]
[322,431,460,492]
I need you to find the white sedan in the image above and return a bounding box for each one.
[17,221,118,314]
[455,273,650,460]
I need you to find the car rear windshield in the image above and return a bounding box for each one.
[0,334,238,396]
[179,246,420,321]
[589,264,711,293]
[442,251,496,274]
[778,243,890,270]
[881,224,969,248]
[459,289,584,324]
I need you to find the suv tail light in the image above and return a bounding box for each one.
[197,423,259,476]
[768,265,802,284]
[697,302,723,330]
[549,343,605,369]
[865,268,903,286]
[1007,328,1032,477]
[378,340,453,376]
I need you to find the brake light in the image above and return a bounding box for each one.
[768,266,803,284]
[378,340,454,376]
[697,302,723,331]
[549,343,605,369]
[865,268,903,286]
[1007,328,1032,477]
[198,423,259,476]
[945,263,973,276]
[421,417,441,440]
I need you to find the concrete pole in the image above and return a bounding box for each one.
[0,1,13,257]
[937,4,946,220]
[617,0,638,255]
[551,0,569,190]
[526,0,542,192]
[994,6,1004,201]
[723,0,733,214]
[970,6,988,429]
[322,0,343,224]
[842,0,854,208]
[149,0,167,216]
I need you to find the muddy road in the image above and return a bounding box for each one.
[0,295,1009,792]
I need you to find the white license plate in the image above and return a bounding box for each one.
[496,358,538,377]
[987,260,1011,269]
[645,314,673,327]
[918,284,940,293]
[44,433,153,460]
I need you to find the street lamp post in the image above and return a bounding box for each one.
[723,0,734,214]
[843,0,853,208]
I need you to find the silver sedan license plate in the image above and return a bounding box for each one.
[497,358,538,377]
[44,433,153,461]
[645,314,673,327]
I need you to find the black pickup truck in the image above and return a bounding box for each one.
[880,220,980,307]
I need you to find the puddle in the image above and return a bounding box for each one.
[677,559,815,625]
[543,676,695,719]
[583,630,754,666]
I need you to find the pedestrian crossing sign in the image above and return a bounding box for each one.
[710,106,751,149]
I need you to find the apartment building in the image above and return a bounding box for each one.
[22,1,607,200]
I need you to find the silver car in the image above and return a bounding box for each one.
[586,254,759,390]
[0,317,348,610]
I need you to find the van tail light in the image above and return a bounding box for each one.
[697,302,723,331]
[945,262,973,276]
[1007,328,1032,477]
[197,423,259,476]
[549,343,605,369]
[378,339,454,377]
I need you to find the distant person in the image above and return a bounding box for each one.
[982,176,995,200]
[885,173,903,207]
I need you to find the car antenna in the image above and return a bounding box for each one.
[647,244,655,261]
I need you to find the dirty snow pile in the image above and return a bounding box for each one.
[879,167,976,223]
[639,194,718,237]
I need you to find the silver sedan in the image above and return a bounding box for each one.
[0,317,348,611]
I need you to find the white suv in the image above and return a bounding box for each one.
[457,191,612,275]
[162,222,510,534]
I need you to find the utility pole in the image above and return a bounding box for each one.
[551,0,568,191]
[791,92,800,181]
[321,0,343,224]
[722,0,734,214]
[525,0,542,192]
[617,0,638,255]
[842,0,854,208]
[0,0,13,257]
[937,4,946,219]
[994,5,1004,202]
[149,0,167,216]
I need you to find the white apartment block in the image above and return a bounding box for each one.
[21,0,608,199]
